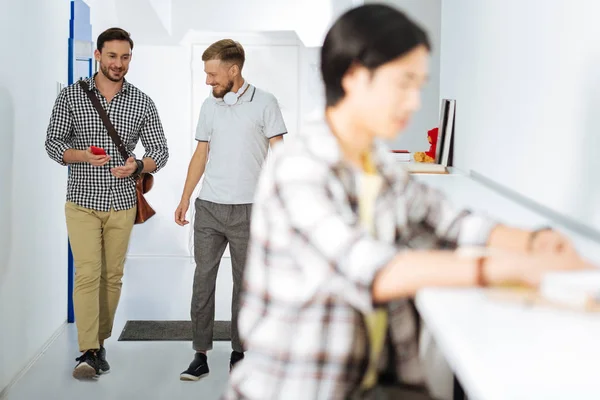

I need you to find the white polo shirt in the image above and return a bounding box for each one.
[195,84,287,204]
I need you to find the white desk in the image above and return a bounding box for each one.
[410,172,600,400]
[416,288,600,400]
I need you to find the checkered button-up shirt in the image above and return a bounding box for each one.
[45,75,169,211]
[224,118,498,400]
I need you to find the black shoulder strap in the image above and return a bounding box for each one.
[78,79,129,162]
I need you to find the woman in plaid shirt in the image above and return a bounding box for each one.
[224,4,590,399]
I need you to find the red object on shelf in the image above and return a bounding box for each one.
[391,150,410,153]
[425,127,439,160]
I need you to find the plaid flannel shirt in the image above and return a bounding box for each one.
[45,74,169,212]
[224,118,497,400]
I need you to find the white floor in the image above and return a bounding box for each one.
[5,257,236,400]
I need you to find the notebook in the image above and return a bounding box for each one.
[404,162,448,174]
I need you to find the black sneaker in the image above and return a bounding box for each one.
[180,353,209,381]
[97,346,110,374]
[230,351,244,371]
[73,350,100,379]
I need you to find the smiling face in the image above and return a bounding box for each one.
[94,40,132,83]
[204,59,237,98]
[341,44,429,140]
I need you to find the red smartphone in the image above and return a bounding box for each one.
[90,146,107,156]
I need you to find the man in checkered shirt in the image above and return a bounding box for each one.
[223,4,582,399]
[45,28,168,380]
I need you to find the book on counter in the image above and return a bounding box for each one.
[404,162,448,174]
[391,150,411,162]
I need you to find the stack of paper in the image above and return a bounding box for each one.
[540,270,600,311]
[486,269,600,313]
[391,150,411,162]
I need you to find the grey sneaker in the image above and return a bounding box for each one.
[73,350,100,379]
[98,346,110,374]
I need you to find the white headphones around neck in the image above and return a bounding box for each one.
[223,81,249,105]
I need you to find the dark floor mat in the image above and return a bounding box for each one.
[118,320,230,341]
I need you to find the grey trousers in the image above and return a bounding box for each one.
[191,199,252,353]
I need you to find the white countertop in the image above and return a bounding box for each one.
[416,287,600,400]
[411,171,600,400]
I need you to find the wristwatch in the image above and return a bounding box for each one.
[131,159,144,179]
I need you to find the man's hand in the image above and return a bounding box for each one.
[84,147,110,166]
[488,225,577,256]
[269,135,284,148]
[175,199,190,226]
[111,156,137,178]
[530,229,576,255]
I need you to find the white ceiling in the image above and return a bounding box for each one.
[84,0,363,47]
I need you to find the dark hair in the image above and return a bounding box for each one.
[202,39,246,71]
[97,28,134,52]
[321,4,430,106]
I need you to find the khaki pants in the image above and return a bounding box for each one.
[65,201,136,352]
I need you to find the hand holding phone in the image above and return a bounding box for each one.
[90,146,107,156]
[86,146,110,166]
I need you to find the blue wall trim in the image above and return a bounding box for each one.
[67,0,93,324]
[71,0,92,41]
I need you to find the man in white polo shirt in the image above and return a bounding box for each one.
[174,39,286,381]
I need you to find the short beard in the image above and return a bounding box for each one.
[213,80,234,98]
[100,64,124,83]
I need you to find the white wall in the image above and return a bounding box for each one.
[123,43,237,316]
[298,46,326,126]
[0,0,70,393]
[125,45,193,257]
[366,0,442,152]
[441,0,600,231]
[87,0,324,258]
[123,32,301,258]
